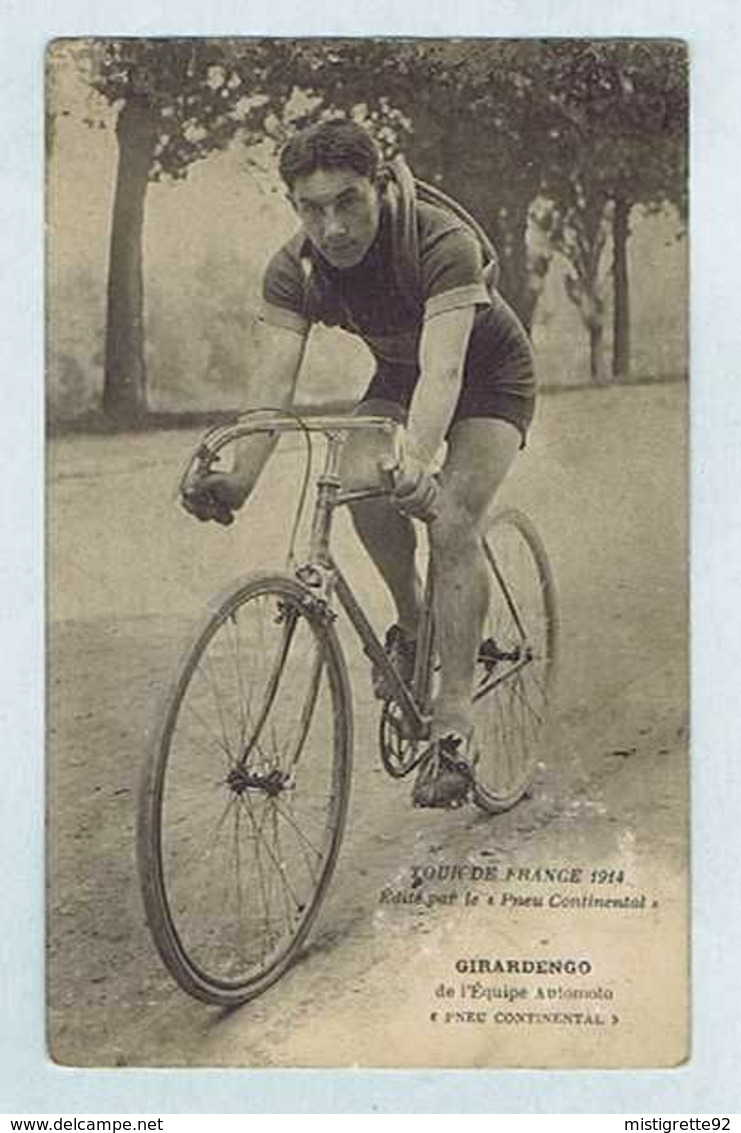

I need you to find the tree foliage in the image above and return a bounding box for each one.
[530,40,688,378]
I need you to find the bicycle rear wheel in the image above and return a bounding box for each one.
[471,508,558,813]
[138,573,352,1006]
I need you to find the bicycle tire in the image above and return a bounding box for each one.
[471,508,558,814]
[137,572,352,1007]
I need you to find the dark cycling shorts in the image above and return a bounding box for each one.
[357,292,536,447]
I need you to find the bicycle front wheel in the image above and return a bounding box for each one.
[472,508,558,814]
[138,573,352,1007]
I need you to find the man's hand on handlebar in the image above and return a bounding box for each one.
[379,451,439,523]
[181,470,250,527]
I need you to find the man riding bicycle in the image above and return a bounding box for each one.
[186,118,536,809]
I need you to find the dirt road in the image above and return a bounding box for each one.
[47,382,688,1068]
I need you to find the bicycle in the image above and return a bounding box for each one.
[137,410,559,1007]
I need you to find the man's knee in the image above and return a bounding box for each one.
[429,498,482,562]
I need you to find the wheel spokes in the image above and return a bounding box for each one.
[471,515,556,808]
[155,584,347,991]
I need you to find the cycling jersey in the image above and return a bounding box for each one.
[261,195,536,441]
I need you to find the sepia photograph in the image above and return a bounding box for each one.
[46,37,688,1069]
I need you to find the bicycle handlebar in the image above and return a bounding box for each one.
[179,410,401,499]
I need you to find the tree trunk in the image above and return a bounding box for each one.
[589,319,607,384]
[612,195,631,380]
[564,270,608,385]
[102,96,157,425]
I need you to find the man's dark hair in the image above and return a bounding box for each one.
[278,119,381,190]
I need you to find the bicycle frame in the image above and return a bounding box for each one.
[140,412,557,1009]
[183,411,437,740]
[331,567,434,739]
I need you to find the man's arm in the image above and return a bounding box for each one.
[405,305,475,465]
[230,319,308,489]
[385,305,474,520]
[184,320,307,523]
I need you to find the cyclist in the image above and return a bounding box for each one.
[186,118,536,808]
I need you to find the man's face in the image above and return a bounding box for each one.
[290,167,380,269]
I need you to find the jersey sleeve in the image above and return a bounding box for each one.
[419,214,490,321]
[260,244,311,337]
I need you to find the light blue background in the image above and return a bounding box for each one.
[2,0,739,1113]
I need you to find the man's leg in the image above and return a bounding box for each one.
[339,420,421,638]
[428,417,521,740]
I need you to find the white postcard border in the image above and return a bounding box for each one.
[2,0,740,1113]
